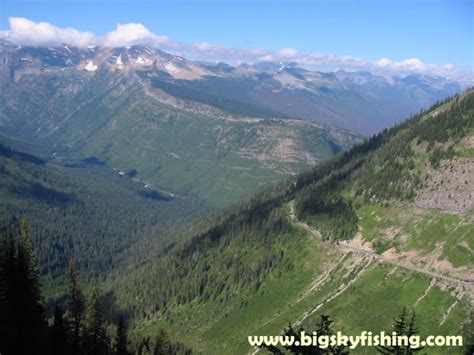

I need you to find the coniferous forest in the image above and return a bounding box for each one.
[0,218,193,355]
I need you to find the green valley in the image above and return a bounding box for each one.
[0,44,361,207]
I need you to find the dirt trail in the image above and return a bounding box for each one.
[288,201,473,289]
[249,202,472,354]
[414,279,436,307]
[439,289,465,326]
[294,255,374,327]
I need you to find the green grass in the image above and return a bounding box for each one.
[300,263,469,354]
[357,203,397,242]
[127,226,340,354]
[126,206,473,354]
[357,203,474,268]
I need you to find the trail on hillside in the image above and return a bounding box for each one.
[249,202,472,354]
[288,201,473,288]
[294,255,374,327]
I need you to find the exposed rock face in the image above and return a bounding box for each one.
[416,157,474,213]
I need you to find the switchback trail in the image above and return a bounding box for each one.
[288,201,473,288]
[249,202,472,355]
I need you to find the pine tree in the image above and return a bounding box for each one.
[68,259,85,352]
[154,328,172,354]
[84,275,107,355]
[51,303,67,355]
[16,217,46,353]
[0,220,47,354]
[315,315,348,354]
[18,217,45,317]
[377,308,423,354]
[406,312,419,338]
[116,315,130,355]
[0,229,17,355]
[377,308,408,354]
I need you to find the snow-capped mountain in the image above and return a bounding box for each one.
[0,40,469,134]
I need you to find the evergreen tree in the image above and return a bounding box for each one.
[16,217,46,353]
[262,315,348,354]
[116,315,130,355]
[0,220,47,354]
[406,312,420,340]
[0,229,17,355]
[51,303,67,355]
[68,259,85,352]
[84,275,108,355]
[154,328,172,354]
[377,308,423,354]
[314,315,348,354]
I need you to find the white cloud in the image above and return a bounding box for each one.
[372,57,460,78]
[2,17,170,48]
[277,48,298,58]
[397,58,426,71]
[0,17,469,80]
[376,58,392,67]
[257,54,274,62]
[103,23,169,47]
[192,41,221,52]
[5,17,96,47]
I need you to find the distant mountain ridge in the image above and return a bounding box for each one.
[1,41,468,134]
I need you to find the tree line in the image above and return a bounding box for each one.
[0,218,188,354]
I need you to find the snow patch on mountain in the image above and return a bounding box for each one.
[136,56,153,66]
[164,62,179,74]
[84,60,97,71]
[116,54,123,68]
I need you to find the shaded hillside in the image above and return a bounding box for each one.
[0,138,211,283]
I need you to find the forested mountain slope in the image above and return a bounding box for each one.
[0,43,361,207]
[0,137,211,285]
[109,90,474,353]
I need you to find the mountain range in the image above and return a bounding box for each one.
[1,41,468,136]
[0,41,468,206]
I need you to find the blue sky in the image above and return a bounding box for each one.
[1,0,472,76]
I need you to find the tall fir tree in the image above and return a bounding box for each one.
[68,259,85,352]
[0,220,46,354]
[377,308,423,354]
[51,303,67,355]
[262,315,348,354]
[116,315,130,355]
[0,229,17,354]
[16,217,46,353]
[84,275,108,355]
